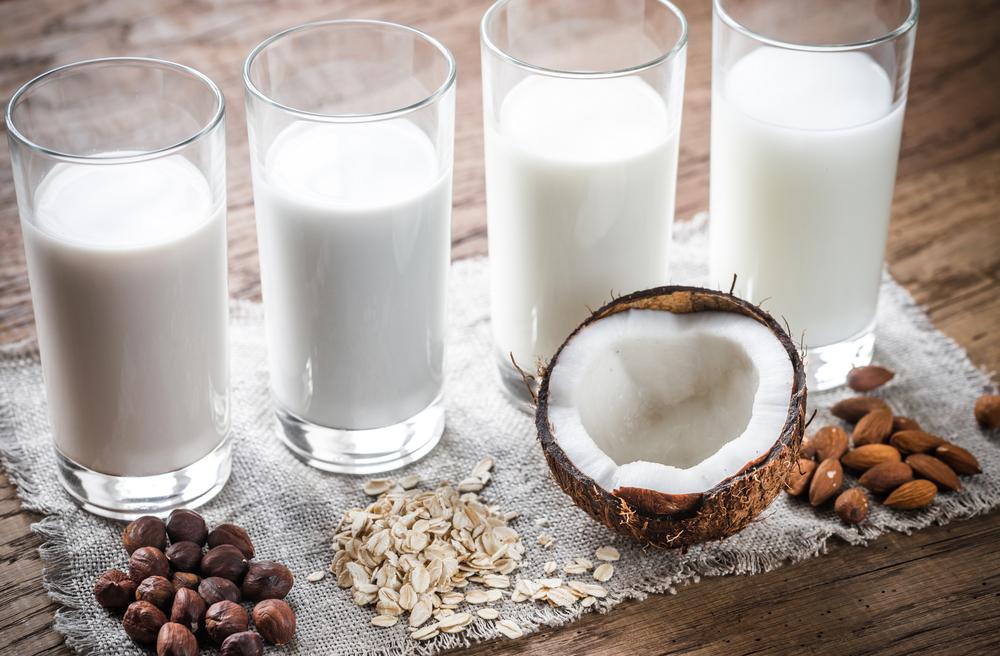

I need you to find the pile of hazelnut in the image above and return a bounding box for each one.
[92,509,296,656]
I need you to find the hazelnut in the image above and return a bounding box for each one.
[156,622,198,656]
[165,541,203,573]
[241,561,294,601]
[252,599,296,645]
[122,600,167,645]
[122,516,167,555]
[93,569,137,610]
[199,576,241,605]
[204,600,249,644]
[170,587,207,632]
[129,546,170,583]
[171,571,200,592]
[166,508,209,546]
[201,544,247,582]
[220,631,265,656]
[207,523,255,559]
[135,575,175,611]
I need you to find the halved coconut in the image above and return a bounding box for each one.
[536,286,806,548]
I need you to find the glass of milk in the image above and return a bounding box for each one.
[244,21,455,473]
[6,58,231,518]
[481,0,688,408]
[710,0,919,390]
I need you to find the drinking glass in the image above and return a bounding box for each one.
[710,0,919,390]
[481,0,688,409]
[6,58,231,519]
[244,21,455,473]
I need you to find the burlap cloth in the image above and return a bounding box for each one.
[1,213,998,655]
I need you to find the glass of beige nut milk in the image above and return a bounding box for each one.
[244,21,455,473]
[5,58,232,519]
[710,0,919,390]
[481,0,688,408]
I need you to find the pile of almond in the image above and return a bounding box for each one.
[786,366,985,524]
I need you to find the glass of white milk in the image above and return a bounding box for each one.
[244,21,455,473]
[481,0,688,408]
[6,58,231,518]
[710,0,919,390]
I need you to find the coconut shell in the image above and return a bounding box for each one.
[536,285,807,549]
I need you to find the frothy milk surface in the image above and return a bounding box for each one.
[253,120,450,429]
[710,47,905,347]
[486,75,679,368]
[23,156,229,476]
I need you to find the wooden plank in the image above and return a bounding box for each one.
[0,1,997,655]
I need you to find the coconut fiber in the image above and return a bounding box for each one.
[1,213,998,655]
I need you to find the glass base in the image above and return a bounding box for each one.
[275,395,445,474]
[806,323,876,392]
[56,435,232,520]
[495,350,539,415]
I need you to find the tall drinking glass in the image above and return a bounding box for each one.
[710,0,919,390]
[481,0,688,408]
[6,58,231,518]
[244,21,455,473]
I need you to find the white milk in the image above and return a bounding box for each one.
[252,120,450,430]
[22,156,229,477]
[710,47,905,348]
[485,75,679,368]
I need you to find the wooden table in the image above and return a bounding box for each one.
[1,1,998,654]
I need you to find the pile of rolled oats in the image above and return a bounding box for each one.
[330,457,618,643]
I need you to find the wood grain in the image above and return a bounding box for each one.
[1,1,998,655]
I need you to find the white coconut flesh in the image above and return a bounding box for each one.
[546,308,794,497]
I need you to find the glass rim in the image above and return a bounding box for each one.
[713,0,919,52]
[4,56,225,165]
[480,0,688,79]
[243,19,458,123]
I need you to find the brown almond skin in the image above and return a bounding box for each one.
[934,444,982,475]
[170,587,207,633]
[847,365,895,392]
[858,461,914,494]
[156,622,198,656]
[123,516,168,555]
[165,541,203,573]
[785,459,817,496]
[892,416,921,434]
[906,453,961,492]
[135,576,175,611]
[166,509,209,546]
[171,572,200,592]
[852,408,893,446]
[220,631,265,656]
[123,600,167,646]
[205,600,249,644]
[830,396,890,423]
[201,545,248,582]
[242,561,294,602]
[129,546,170,584]
[890,430,946,454]
[799,436,817,460]
[208,524,255,559]
[93,569,138,610]
[841,444,902,472]
[974,394,1000,429]
[199,576,242,605]
[252,599,296,645]
[809,458,843,506]
[884,479,937,510]
[834,488,869,524]
[812,426,849,461]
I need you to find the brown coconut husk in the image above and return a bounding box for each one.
[535,285,807,549]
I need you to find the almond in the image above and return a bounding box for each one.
[785,459,817,497]
[834,488,868,525]
[883,479,936,510]
[809,458,843,507]
[830,396,890,423]
[891,416,921,433]
[974,394,1000,430]
[905,454,961,492]
[934,444,981,475]
[858,461,913,494]
[841,444,902,472]
[812,426,849,461]
[889,430,946,454]
[852,409,893,446]
[847,365,895,392]
[799,435,817,460]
